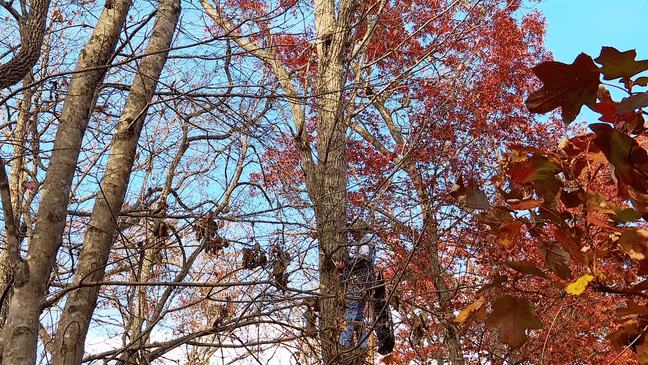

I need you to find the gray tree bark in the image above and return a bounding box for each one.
[50,1,180,364]
[0,70,32,331]
[310,1,359,363]
[0,0,51,89]
[199,0,362,363]
[0,2,132,364]
[0,71,33,365]
[0,0,47,337]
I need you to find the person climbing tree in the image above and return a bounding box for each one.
[340,223,375,352]
[339,221,395,363]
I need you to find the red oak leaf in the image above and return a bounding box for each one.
[594,99,644,134]
[507,154,560,184]
[539,242,572,280]
[496,221,522,246]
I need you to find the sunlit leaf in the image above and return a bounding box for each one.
[565,274,594,295]
[595,47,648,81]
[525,53,600,124]
[485,295,543,349]
[617,228,648,261]
[496,220,522,245]
[454,296,486,332]
[454,298,482,323]
[585,191,616,214]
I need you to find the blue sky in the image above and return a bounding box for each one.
[537,0,647,61]
[534,0,648,125]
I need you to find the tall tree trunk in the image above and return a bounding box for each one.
[311,0,359,363]
[0,3,132,364]
[0,0,49,338]
[0,70,33,337]
[0,0,51,89]
[200,0,360,362]
[50,2,180,364]
[0,12,51,346]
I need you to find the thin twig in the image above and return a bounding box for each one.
[606,325,647,365]
[541,305,563,364]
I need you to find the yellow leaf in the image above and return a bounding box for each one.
[455,296,486,323]
[495,220,522,245]
[565,274,594,295]
[586,191,616,214]
[618,228,648,261]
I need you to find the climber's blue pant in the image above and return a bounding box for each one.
[339,282,369,348]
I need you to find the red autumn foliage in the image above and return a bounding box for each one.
[230,1,648,364]
[251,1,557,363]
[446,47,648,364]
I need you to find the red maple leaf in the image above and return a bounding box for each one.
[594,47,648,82]
[525,53,600,124]
[590,123,648,199]
[485,295,544,349]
